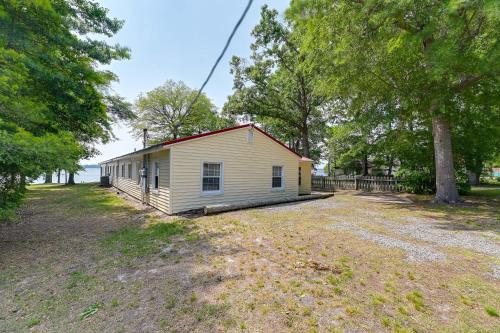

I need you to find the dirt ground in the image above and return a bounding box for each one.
[0,184,499,332]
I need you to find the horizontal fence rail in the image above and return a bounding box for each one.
[312,175,404,192]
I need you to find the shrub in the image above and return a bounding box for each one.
[396,168,435,194]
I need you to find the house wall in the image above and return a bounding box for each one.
[102,149,171,214]
[146,150,171,214]
[299,161,312,195]
[170,127,299,213]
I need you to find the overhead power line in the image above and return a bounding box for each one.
[185,0,253,113]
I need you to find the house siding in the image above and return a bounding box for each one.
[146,150,171,214]
[103,149,171,214]
[170,127,299,214]
[299,161,312,195]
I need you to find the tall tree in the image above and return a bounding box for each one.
[0,0,131,215]
[224,5,325,158]
[131,80,233,143]
[289,0,500,202]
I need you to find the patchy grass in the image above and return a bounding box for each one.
[0,184,498,332]
[468,186,500,198]
[102,219,186,257]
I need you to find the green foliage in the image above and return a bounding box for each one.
[456,170,472,195]
[0,0,131,216]
[289,0,500,201]
[396,168,435,194]
[224,5,325,158]
[0,121,84,218]
[131,80,234,143]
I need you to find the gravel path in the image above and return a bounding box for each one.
[328,222,446,262]
[379,217,500,258]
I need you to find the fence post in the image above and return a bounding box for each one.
[354,176,358,190]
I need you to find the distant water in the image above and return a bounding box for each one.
[32,167,101,184]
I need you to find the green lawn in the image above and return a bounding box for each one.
[0,184,498,332]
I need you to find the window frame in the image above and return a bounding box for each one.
[200,161,224,196]
[271,165,285,191]
[153,161,160,192]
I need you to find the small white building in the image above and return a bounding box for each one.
[100,124,313,214]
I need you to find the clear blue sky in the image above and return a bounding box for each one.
[85,0,289,164]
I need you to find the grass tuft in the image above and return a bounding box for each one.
[27,318,41,328]
[484,305,498,317]
[406,290,425,311]
[79,303,103,320]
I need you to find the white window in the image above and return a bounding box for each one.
[202,162,222,193]
[272,166,284,189]
[154,162,159,190]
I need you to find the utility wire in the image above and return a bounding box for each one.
[185,0,253,113]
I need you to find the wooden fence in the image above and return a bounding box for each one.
[312,175,403,192]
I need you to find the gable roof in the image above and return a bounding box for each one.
[161,124,302,158]
[100,123,302,163]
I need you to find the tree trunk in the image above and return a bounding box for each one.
[57,169,61,183]
[472,161,483,186]
[301,125,310,158]
[474,172,481,185]
[362,154,369,176]
[432,116,459,203]
[44,172,52,184]
[67,172,75,185]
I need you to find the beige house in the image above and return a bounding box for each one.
[100,124,313,214]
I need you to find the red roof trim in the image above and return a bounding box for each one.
[161,123,302,158]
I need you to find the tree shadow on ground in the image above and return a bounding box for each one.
[0,183,244,332]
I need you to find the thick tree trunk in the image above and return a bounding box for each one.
[67,172,75,185]
[57,169,61,183]
[44,172,52,184]
[432,116,459,203]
